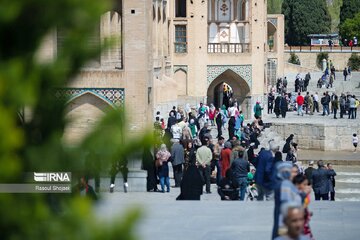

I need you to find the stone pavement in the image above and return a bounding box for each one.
[95,188,360,240]
[297,149,360,165]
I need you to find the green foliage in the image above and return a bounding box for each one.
[288,53,301,65]
[340,0,360,26]
[268,0,283,14]
[282,0,331,46]
[316,52,329,69]
[339,12,360,41]
[0,0,153,239]
[327,0,343,32]
[348,53,360,71]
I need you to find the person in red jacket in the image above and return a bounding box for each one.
[296,92,304,116]
[220,141,232,177]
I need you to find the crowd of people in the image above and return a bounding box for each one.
[268,71,359,119]
[147,98,341,239]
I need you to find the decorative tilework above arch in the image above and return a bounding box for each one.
[207,65,252,88]
[174,65,188,73]
[54,88,125,107]
[268,18,278,28]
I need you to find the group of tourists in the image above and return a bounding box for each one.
[150,102,264,198]
[269,77,359,120]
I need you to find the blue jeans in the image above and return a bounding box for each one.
[159,176,170,192]
[297,104,303,115]
[323,104,330,115]
[236,177,248,201]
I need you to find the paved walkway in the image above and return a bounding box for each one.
[297,149,360,165]
[95,190,360,240]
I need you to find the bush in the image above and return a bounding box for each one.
[316,52,329,69]
[288,53,301,65]
[348,53,360,71]
[0,1,153,239]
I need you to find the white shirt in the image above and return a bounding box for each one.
[353,136,358,144]
[228,106,237,117]
[171,124,182,139]
[313,94,319,102]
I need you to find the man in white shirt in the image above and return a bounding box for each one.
[171,123,182,140]
[313,92,319,113]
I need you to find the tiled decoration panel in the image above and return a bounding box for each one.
[55,88,125,107]
[207,65,252,88]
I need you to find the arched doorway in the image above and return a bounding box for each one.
[212,82,233,108]
[207,69,250,114]
[63,92,112,144]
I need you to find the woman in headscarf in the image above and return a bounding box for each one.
[274,94,281,118]
[156,144,171,193]
[282,134,294,154]
[183,140,196,170]
[142,147,158,192]
[272,162,302,239]
[220,141,232,177]
[208,103,216,126]
[221,105,228,129]
[176,164,204,200]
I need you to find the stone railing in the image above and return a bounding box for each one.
[285,46,360,53]
[208,43,250,53]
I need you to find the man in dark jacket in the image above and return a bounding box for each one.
[171,139,185,187]
[304,161,315,185]
[312,160,336,200]
[231,150,250,200]
[254,144,278,201]
[218,169,239,200]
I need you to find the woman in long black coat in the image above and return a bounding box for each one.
[176,165,204,200]
[280,95,288,118]
[274,95,281,118]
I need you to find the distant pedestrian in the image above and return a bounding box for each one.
[343,67,348,81]
[296,92,304,116]
[196,137,213,194]
[327,163,336,201]
[313,92,319,113]
[171,139,184,187]
[231,150,250,201]
[280,94,288,118]
[176,165,204,200]
[332,95,339,119]
[311,160,336,200]
[353,133,358,152]
[156,144,171,193]
[268,93,275,114]
[254,101,263,118]
[274,95,281,118]
[304,161,315,185]
[349,95,356,119]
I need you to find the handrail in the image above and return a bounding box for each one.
[207,43,250,53]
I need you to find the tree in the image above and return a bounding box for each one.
[348,53,360,71]
[339,12,360,41]
[288,53,301,65]
[340,0,360,26]
[268,0,283,14]
[0,1,152,239]
[282,0,331,46]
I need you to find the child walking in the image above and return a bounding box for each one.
[353,133,358,152]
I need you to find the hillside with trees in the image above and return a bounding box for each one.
[268,0,343,32]
[282,0,331,46]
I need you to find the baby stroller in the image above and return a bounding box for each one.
[246,183,258,201]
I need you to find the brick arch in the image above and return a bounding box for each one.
[63,92,111,144]
[207,69,251,115]
[207,65,252,89]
